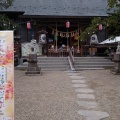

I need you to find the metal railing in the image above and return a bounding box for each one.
[68,49,75,71]
[47,48,81,57]
[47,48,69,57]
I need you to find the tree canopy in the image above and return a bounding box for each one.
[0,0,17,30]
[0,0,14,9]
[80,0,120,41]
[107,0,120,8]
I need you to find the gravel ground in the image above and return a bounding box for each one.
[14,69,120,120]
[14,70,83,120]
[81,70,120,120]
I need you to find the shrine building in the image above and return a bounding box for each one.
[0,0,110,58]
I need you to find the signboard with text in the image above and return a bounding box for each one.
[0,31,14,120]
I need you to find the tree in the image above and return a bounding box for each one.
[0,0,16,30]
[79,17,108,42]
[106,0,120,37]
[0,14,17,30]
[107,0,120,8]
[0,0,14,9]
[79,0,120,41]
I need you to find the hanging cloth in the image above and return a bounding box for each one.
[54,32,57,41]
[74,32,79,40]
[52,30,54,35]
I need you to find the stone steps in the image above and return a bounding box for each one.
[15,65,69,71]
[16,56,114,71]
[74,57,114,70]
[74,62,113,65]
[23,62,69,65]
[16,57,71,71]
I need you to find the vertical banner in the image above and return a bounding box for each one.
[0,31,14,120]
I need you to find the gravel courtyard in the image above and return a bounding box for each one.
[14,69,120,120]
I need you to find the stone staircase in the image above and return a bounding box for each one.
[16,57,70,71]
[74,57,114,70]
[16,56,114,71]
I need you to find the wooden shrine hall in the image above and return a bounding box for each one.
[0,0,110,58]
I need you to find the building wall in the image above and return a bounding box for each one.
[98,29,106,43]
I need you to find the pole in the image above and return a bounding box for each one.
[67,28,69,51]
[55,22,58,52]
[27,21,31,42]
[66,21,70,51]
[27,28,28,42]
[77,21,80,53]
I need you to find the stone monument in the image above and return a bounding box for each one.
[111,42,120,75]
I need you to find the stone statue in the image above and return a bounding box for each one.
[30,39,37,53]
[111,41,120,75]
[116,42,120,54]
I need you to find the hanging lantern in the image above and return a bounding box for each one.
[66,21,70,28]
[99,24,102,30]
[27,21,31,29]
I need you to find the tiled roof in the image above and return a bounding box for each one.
[2,0,108,16]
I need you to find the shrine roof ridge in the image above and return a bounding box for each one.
[2,0,108,17]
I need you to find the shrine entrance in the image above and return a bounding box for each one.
[43,18,91,57]
[18,16,107,57]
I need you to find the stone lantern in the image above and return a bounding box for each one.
[25,40,41,75]
[111,42,120,75]
[37,30,48,56]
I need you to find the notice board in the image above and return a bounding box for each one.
[21,42,41,57]
[0,31,14,120]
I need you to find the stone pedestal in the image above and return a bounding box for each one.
[25,54,41,75]
[111,54,120,75]
[111,42,120,75]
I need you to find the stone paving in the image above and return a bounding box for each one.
[15,69,120,120]
[78,110,109,120]
[72,84,88,88]
[67,71,109,120]
[75,88,94,93]
[77,101,98,109]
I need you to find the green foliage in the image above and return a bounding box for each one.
[0,0,17,30]
[0,14,17,30]
[0,0,14,9]
[107,0,120,8]
[107,0,120,37]
[80,0,120,41]
[79,17,108,41]
[107,12,120,37]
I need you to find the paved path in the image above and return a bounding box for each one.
[66,71,109,120]
[15,70,120,120]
